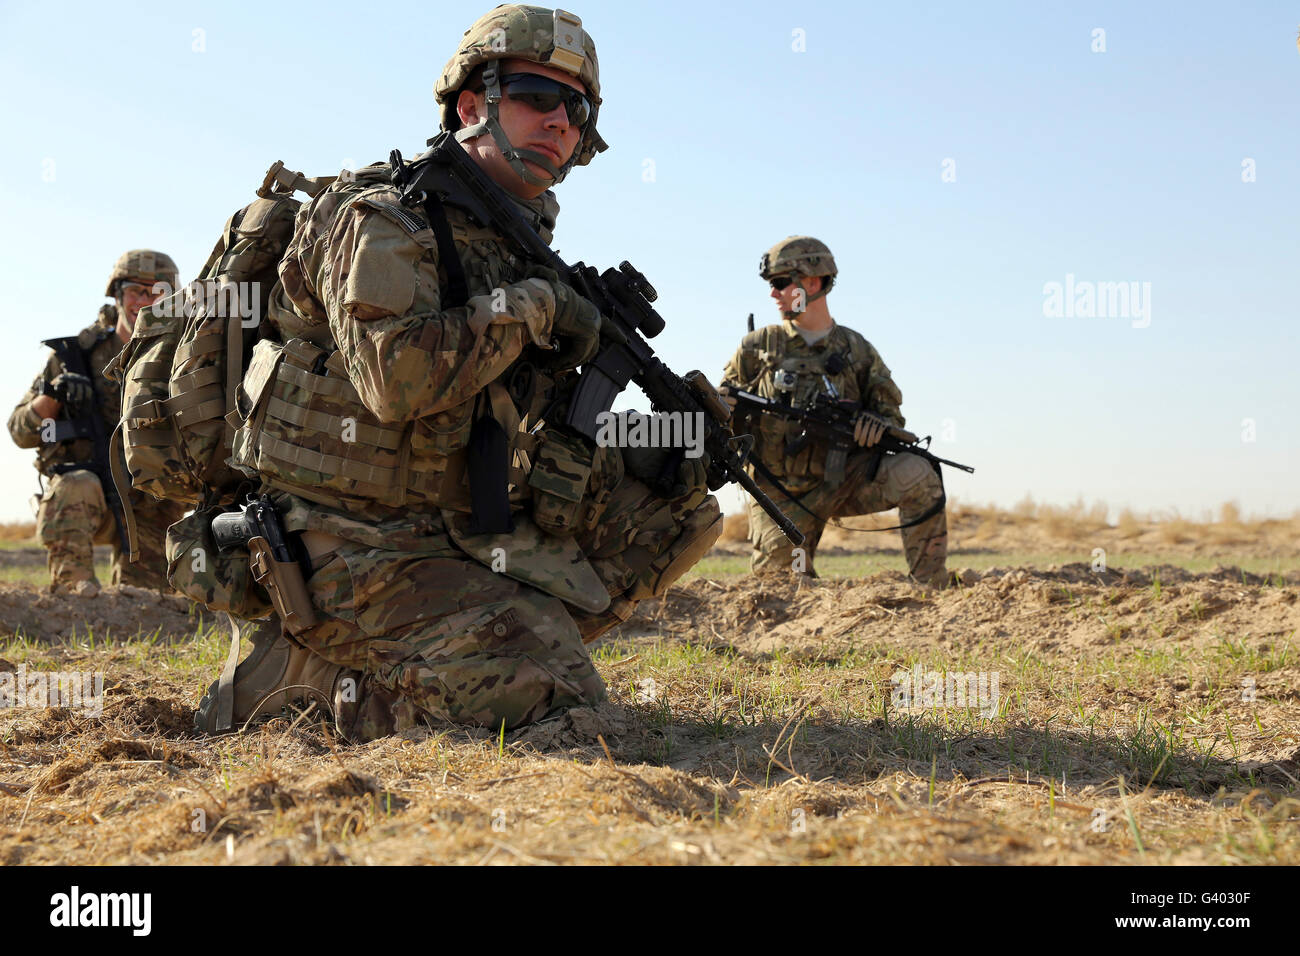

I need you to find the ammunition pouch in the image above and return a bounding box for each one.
[525,430,623,536]
[229,337,475,514]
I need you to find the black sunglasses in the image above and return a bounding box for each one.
[497,72,592,127]
[768,276,798,291]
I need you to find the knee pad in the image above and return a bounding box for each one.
[626,496,723,601]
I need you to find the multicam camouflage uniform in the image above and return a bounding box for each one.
[214,5,720,738]
[8,304,184,591]
[722,237,948,585]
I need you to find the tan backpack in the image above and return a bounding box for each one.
[108,163,335,557]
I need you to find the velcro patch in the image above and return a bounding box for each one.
[356,198,429,238]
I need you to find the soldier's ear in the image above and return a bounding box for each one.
[803,276,822,296]
[456,88,484,129]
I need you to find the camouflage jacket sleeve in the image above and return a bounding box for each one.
[7,356,57,449]
[859,341,906,429]
[299,193,558,424]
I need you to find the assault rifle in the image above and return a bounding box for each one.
[41,336,126,545]
[391,132,804,546]
[728,388,975,476]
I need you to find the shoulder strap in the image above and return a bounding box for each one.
[420,195,470,309]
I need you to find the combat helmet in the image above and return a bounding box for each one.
[759,236,838,300]
[104,249,179,297]
[434,5,607,187]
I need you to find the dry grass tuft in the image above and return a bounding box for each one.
[1156,513,1194,546]
[720,512,749,543]
[0,522,36,543]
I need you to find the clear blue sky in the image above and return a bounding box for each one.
[0,0,1296,522]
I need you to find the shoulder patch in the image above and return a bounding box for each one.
[355,197,429,238]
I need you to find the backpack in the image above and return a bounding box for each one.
[107,162,335,557]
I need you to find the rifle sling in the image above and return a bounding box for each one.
[410,158,519,535]
[419,193,470,309]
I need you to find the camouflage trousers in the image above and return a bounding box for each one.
[35,469,182,592]
[747,450,948,585]
[301,550,606,732]
[295,481,721,734]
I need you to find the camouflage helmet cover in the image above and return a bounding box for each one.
[434,5,607,179]
[105,249,179,296]
[759,236,838,281]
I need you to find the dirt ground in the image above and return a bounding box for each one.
[0,507,1297,865]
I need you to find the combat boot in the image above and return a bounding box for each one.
[195,616,346,733]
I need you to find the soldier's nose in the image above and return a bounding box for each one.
[544,104,571,131]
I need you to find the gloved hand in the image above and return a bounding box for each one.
[623,430,711,500]
[46,372,95,411]
[853,411,887,448]
[527,266,603,370]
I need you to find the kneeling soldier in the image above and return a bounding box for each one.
[195,5,722,739]
[721,237,949,586]
[9,250,186,593]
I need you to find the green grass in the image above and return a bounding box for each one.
[0,560,113,587]
[590,622,1292,795]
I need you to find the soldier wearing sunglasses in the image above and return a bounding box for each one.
[196,5,722,740]
[719,237,950,587]
[8,250,186,594]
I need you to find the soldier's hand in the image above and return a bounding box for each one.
[48,372,94,412]
[853,412,886,448]
[716,384,738,412]
[623,434,711,500]
[528,267,602,370]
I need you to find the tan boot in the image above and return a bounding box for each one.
[195,616,345,733]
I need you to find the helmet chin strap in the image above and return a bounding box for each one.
[454,61,579,188]
[780,277,829,319]
[796,276,831,308]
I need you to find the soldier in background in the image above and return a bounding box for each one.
[8,250,186,593]
[720,237,949,586]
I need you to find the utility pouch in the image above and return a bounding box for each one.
[527,429,594,536]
